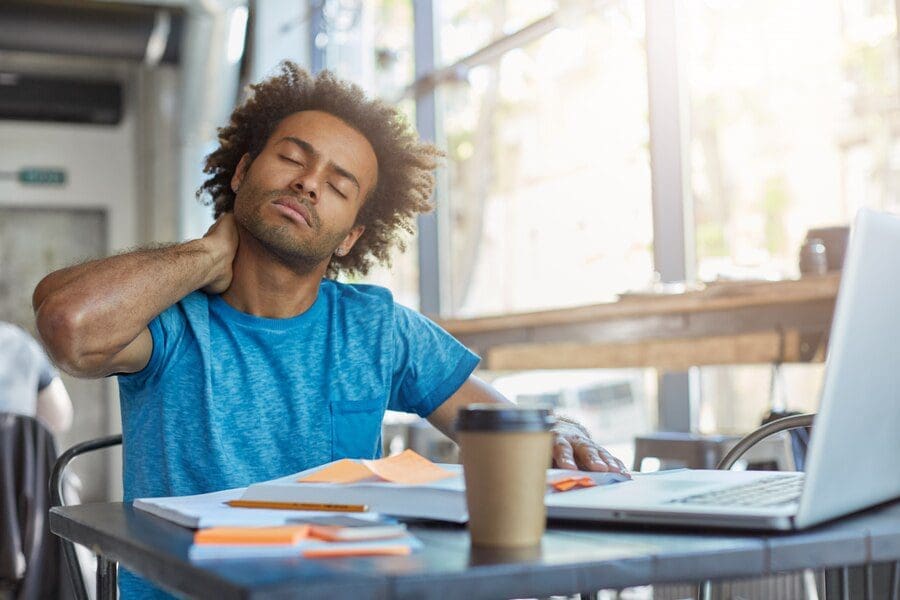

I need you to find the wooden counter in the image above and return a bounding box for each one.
[437,274,840,371]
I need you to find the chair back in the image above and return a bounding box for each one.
[50,434,122,600]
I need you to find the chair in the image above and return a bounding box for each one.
[50,435,122,600]
[632,430,796,472]
[0,413,72,600]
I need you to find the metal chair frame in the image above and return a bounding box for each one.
[49,434,122,600]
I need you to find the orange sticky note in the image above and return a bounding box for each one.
[297,450,454,485]
[550,475,598,492]
[302,545,412,558]
[194,525,310,545]
[298,459,374,483]
[362,449,455,484]
[553,479,579,492]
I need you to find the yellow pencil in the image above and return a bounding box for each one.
[226,500,368,512]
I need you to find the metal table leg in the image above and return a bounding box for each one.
[96,556,117,600]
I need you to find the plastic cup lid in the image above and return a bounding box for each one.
[455,404,555,432]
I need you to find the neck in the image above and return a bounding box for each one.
[220,226,329,318]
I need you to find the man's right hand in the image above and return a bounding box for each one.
[201,213,240,295]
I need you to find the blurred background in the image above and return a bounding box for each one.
[1,0,898,504]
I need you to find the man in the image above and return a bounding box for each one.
[34,64,626,597]
[0,320,72,435]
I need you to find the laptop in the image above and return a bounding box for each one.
[546,208,900,531]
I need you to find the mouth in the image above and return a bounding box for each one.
[272,197,313,228]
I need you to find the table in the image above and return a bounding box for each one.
[50,498,900,599]
[437,275,840,370]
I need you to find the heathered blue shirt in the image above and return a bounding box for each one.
[117,280,479,598]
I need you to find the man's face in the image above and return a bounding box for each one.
[230,110,378,271]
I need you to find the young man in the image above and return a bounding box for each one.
[34,64,625,596]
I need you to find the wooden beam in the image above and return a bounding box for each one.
[438,274,839,336]
[486,329,824,371]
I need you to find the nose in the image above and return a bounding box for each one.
[289,173,318,203]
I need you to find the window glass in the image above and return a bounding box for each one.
[683,0,900,281]
[319,0,421,308]
[682,0,899,432]
[439,2,653,316]
[437,0,557,67]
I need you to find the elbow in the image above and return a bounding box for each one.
[35,297,95,376]
[32,272,60,314]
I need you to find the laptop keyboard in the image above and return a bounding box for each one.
[668,474,805,508]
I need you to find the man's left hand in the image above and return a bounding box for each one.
[551,419,629,476]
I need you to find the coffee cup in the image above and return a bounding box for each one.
[456,404,555,548]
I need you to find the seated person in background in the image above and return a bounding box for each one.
[33,63,626,597]
[0,320,72,435]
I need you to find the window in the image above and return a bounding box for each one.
[683,0,900,281]
[317,0,421,308]
[437,1,654,316]
[681,0,899,432]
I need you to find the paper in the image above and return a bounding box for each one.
[302,545,412,558]
[188,534,422,561]
[362,449,456,484]
[194,525,310,545]
[297,450,455,485]
[134,487,384,529]
[296,459,374,484]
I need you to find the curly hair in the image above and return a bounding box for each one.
[198,61,442,278]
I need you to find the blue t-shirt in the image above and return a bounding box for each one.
[117,280,479,598]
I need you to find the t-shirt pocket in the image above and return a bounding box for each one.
[330,395,386,460]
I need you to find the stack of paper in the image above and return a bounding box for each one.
[189,520,420,561]
[134,488,373,529]
[135,451,630,528]
[237,450,629,522]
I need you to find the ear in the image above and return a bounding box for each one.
[231,154,252,193]
[335,225,365,257]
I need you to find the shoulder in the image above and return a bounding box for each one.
[146,292,209,357]
[0,321,33,343]
[320,280,398,322]
[0,321,45,358]
[321,279,395,306]
[158,291,209,327]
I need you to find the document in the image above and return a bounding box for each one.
[239,453,629,523]
[188,517,417,560]
[135,451,629,527]
[189,533,422,560]
[134,488,384,529]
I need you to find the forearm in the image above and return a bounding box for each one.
[34,239,222,372]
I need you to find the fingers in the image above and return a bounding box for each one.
[552,436,577,470]
[552,430,631,478]
[571,441,630,476]
[572,441,610,472]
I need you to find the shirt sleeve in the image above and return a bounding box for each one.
[26,335,57,391]
[388,303,480,417]
[117,302,188,388]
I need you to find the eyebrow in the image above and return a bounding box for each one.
[279,136,361,193]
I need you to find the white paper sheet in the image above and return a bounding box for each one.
[134,487,382,529]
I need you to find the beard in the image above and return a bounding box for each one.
[233,179,351,273]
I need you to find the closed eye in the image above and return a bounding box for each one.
[329,183,347,199]
[280,155,303,167]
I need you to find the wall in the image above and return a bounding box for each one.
[0,52,152,500]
